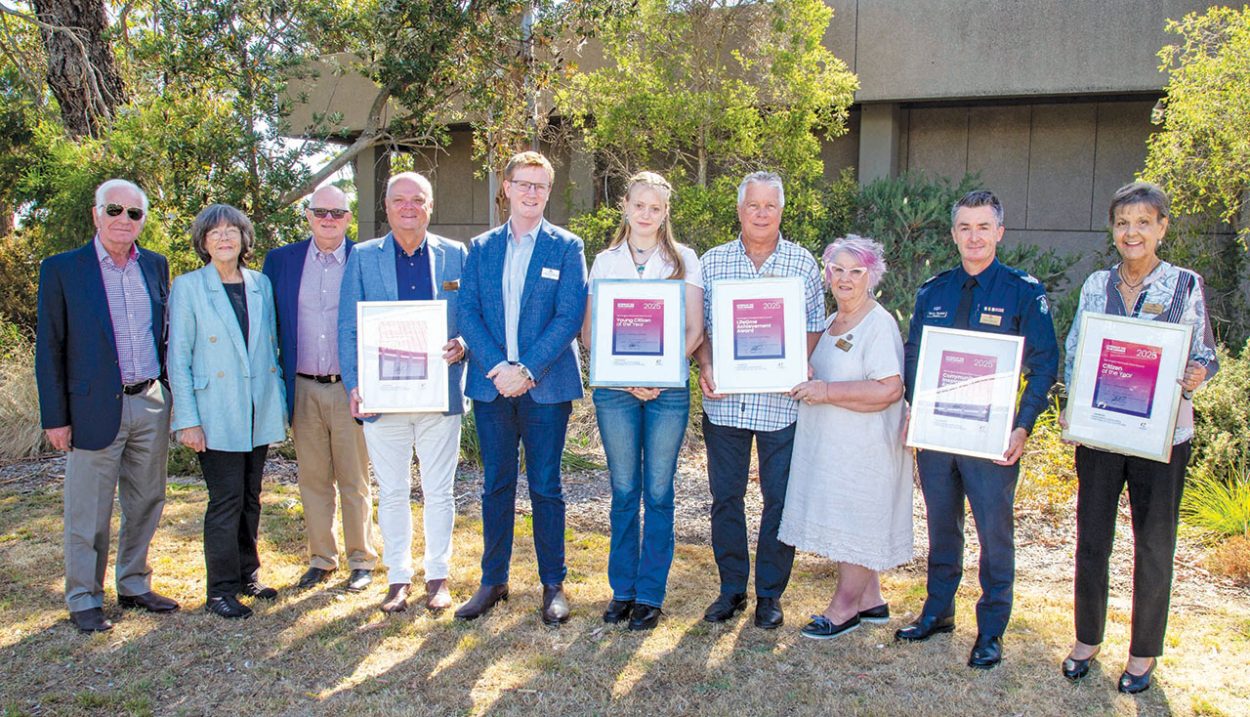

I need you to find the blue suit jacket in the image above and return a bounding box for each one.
[35,241,170,451]
[337,232,468,416]
[458,219,587,404]
[261,237,356,420]
[167,266,287,452]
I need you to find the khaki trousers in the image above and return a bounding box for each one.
[64,381,170,612]
[291,376,378,571]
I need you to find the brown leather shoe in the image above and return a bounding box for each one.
[425,578,452,611]
[69,607,113,633]
[379,583,410,613]
[541,583,570,626]
[118,591,180,613]
[453,583,509,621]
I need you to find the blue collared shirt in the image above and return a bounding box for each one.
[395,236,434,301]
[904,259,1059,434]
[295,238,347,375]
[503,222,538,362]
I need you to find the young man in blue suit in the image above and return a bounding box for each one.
[262,184,378,594]
[338,172,469,614]
[454,151,588,626]
[35,179,179,632]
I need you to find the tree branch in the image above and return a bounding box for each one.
[275,86,393,208]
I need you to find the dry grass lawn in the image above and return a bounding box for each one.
[1,478,1248,717]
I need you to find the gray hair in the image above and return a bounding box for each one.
[951,190,1004,227]
[95,179,149,212]
[386,172,433,201]
[1108,181,1170,224]
[737,171,785,210]
[822,234,888,290]
[308,184,350,210]
[189,204,256,267]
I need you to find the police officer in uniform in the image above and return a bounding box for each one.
[896,190,1058,669]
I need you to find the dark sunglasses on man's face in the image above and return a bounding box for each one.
[102,204,145,221]
[309,208,349,219]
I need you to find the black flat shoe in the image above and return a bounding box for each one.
[296,567,332,590]
[1118,658,1156,694]
[628,604,662,631]
[801,614,860,640]
[968,634,1003,669]
[346,569,373,593]
[241,582,278,600]
[754,597,783,630]
[603,599,634,624]
[205,595,252,619]
[894,614,955,642]
[858,603,890,624]
[1062,648,1100,682]
[703,592,747,623]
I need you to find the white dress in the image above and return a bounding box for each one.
[778,303,914,570]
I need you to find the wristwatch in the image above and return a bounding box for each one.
[515,363,534,382]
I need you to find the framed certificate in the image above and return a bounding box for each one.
[906,326,1025,460]
[589,279,687,388]
[1062,313,1192,462]
[356,300,449,413]
[710,277,807,394]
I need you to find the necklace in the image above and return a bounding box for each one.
[1118,260,1159,290]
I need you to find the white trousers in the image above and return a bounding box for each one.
[362,412,462,585]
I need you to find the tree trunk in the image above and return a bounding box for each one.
[31,0,126,137]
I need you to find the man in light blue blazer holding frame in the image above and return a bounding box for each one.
[454,151,588,626]
[338,172,469,614]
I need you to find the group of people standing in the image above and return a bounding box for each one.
[35,149,1216,695]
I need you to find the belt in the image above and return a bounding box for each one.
[297,373,341,384]
[123,378,155,395]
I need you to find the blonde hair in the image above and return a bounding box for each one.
[503,151,555,183]
[608,171,684,281]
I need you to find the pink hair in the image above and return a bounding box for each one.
[822,235,887,289]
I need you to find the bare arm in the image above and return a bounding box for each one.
[790,375,903,413]
[684,284,705,356]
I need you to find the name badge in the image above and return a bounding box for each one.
[835,337,853,352]
[541,267,560,280]
[1142,302,1164,315]
[442,280,460,291]
[980,313,1002,327]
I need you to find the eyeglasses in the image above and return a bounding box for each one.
[509,180,551,195]
[828,266,868,281]
[309,207,349,219]
[101,204,145,221]
[206,227,243,243]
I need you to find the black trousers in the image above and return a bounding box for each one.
[1074,441,1190,657]
[702,415,796,598]
[199,446,269,598]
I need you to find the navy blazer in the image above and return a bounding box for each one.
[458,219,587,404]
[261,237,356,420]
[337,232,469,416]
[35,241,170,451]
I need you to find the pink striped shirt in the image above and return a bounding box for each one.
[94,237,160,384]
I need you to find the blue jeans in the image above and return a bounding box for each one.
[473,393,572,586]
[593,387,689,607]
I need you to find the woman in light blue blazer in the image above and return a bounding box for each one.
[169,204,287,619]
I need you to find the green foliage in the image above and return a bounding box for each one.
[167,444,202,477]
[1017,400,1078,515]
[1143,5,1250,341]
[1182,456,1250,539]
[1192,340,1250,477]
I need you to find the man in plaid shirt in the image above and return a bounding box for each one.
[694,171,826,629]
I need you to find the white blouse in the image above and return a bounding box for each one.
[587,242,703,289]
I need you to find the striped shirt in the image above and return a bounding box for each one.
[94,236,160,385]
[295,239,346,375]
[1064,261,1219,444]
[701,235,826,431]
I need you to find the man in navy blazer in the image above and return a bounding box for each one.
[35,178,180,632]
[262,184,378,594]
[338,172,469,614]
[454,151,588,625]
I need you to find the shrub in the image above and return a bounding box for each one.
[1193,340,1250,477]
[1182,453,1250,539]
[1204,533,1250,586]
[1016,401,1078,515]
[0,336,47,459]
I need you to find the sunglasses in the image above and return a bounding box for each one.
[309,208,349,219]
[102,204,145,221]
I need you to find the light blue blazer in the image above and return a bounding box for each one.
[337,232,469,416]
[168,265,287,452]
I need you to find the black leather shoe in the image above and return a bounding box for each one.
[541,583,570,626]
[754,597,784,629]
[1062,648,1100,682]
[1118,658,1156,694]
[603,599,634,624]
[858,603,890,624]
[894,614,956,642]
[703,592,747,623]
[628,604,662,631]
[801,614,860,640]
[296,567,332,590]
[346,569,372,593]
[968,634,1003,669]
[241,582,278,600]
[69,607,113,633]
[205,595,252,619]
[454,583,509,621]
[118,591,180,613]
